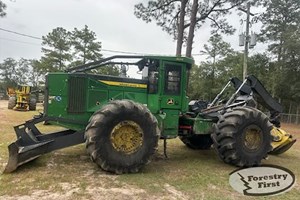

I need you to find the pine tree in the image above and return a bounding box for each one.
[41,27,72,71]
[134,0,245,57]
[0,0,6,17]
[259,0,300,110]
[71,25,102,65]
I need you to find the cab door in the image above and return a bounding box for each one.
[160,62,183,109]
[159,61,185,137]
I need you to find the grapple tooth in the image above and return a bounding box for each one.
[270,128,297,155]
[270,138,297,155]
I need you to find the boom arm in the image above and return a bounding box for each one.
[247,75,283,113]
[231,75,283,113]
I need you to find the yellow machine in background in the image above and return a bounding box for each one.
[7,85,36,111]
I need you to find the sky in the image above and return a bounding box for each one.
[0,0,267,66]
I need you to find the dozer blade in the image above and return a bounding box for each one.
[4,140,52,173]
[3,116,85,173]
[270,127,297,155]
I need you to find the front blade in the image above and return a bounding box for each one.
[3,141,52,173]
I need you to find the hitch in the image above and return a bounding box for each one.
[4,116,85,173]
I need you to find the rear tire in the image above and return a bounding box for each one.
[8,96,16,109]
[29,98,37,111]
[180,134,213,150]
[85,100,159,174]
[212,106,272,167]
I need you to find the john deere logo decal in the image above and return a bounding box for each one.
[167,98,174,105]
[55,96,62,102]
[229,165,295,196]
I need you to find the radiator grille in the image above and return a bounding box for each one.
[68,76,87,113]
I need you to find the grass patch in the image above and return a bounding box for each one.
[0,100,299,199]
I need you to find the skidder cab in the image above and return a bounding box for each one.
[4,55,296,174]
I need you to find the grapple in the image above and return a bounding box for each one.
[270,127,297,155]
[4,115,85,173]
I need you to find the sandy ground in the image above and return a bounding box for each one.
[0,100,191,200]
[0,100,299,200]
[0,100,7,109]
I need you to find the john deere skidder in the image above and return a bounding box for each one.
[4,55,296,174]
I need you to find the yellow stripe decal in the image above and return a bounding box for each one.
[99,80,147,88]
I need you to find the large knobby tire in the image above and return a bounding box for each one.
[8,96,16,109]
[212,106,273,167]
[85,100,159,174]
[180,134,213,150]
[29,98,37,111]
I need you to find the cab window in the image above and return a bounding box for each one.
[148,64,159,94]
[164,64,181,95]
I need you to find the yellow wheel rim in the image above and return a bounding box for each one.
[243,125,263,151]
[110,120,143,154]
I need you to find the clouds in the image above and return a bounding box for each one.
[0,0,265,65]
[0,0,176,60]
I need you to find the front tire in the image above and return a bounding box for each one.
[8,96,16,109]
[29,98,37,111]
[212,106,272,167]
[85,100,159,174]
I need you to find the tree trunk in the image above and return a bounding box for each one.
[296,105,299,125]
[176,0,188,56]
[211,54,215,101]
[185,0,198,58]
[83,43,87,64]
[288,102,292,123]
